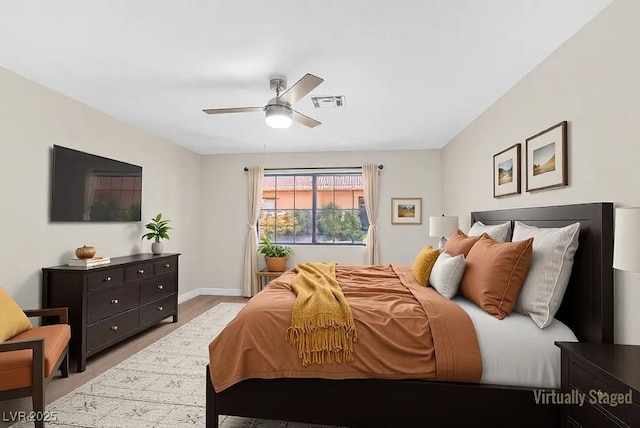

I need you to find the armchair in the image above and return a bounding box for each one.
[0,307,70,428]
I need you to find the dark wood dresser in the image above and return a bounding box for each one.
[42,253,180,372]
[556,342,640,427]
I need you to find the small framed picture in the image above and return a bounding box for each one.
[526,121,568,192]
[493,144,521,198]
[391,198,422,225]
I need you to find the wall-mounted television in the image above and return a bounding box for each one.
[51,145,142,221]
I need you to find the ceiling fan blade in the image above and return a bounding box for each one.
[202,107,263,115]
[292,109,321,128]
[278,74,324,106]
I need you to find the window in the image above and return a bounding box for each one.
[259,173,367,245]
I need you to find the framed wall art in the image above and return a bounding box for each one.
[391,198,422,224]
[526,121,568,192]
[493,144,521,198]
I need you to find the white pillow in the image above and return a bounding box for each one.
[468,221,510,242]
[429,251,466,299]
[512,221,580,328]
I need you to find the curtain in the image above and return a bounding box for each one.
[362,164,380,265]
[242,166,264,297]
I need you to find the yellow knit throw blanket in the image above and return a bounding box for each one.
[285,262,358,366]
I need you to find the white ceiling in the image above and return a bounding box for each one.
[0,0,612,155]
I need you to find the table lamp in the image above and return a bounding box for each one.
[613,207,640,272]
[429,215,459,250]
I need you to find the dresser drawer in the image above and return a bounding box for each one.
[140,272,177,305]
[87,309,139,352]
[87,268,124,292]
[569,361,640,425]
[87,283,140,325]
[567,395,622,428]
[140,295,176,327]
[155,258,177,275]
[125,262,154,282]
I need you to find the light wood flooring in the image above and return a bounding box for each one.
[0,295,247,428]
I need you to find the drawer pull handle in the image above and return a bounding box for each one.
[157,285,164,290]
[104,276,112,282]
[111,299,119,304]
[111,325,118,331]
[137,269,145,274]
[158,306,164,311]
[164,264,170,268]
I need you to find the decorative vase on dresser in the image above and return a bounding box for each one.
[42,253,180,372]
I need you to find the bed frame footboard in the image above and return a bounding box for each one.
[206,366,560,428]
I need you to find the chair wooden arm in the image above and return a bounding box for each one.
[23,307,68,324]
[0,337,44,353]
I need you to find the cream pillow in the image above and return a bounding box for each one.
[0,286,33,342]
[468,221,511,242]
[512,221,580,328]
[429,252,465,299]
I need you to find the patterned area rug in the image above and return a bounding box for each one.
[11,302,336,428]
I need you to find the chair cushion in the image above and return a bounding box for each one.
[0,324,70,391]
[0,286,32,342]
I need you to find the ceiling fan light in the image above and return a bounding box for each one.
[265,105,292,129]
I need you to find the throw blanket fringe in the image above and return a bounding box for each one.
[285,262,357,366]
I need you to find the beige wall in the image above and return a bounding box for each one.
[0,67,203,309]
[201,150,442,292]
[441,0,640,344]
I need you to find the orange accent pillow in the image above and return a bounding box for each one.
[444,230,484,257]
[460,235,534,320]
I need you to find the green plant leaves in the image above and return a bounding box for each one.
[257,235,294,257]
[142,213,172,242]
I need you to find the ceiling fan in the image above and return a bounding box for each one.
[202,73,324,129]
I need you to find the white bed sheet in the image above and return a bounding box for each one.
[452,296,577,389]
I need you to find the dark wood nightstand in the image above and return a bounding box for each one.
[256,268,285,291]
[556,342,640,427]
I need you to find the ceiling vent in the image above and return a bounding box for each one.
[311,96,346,108]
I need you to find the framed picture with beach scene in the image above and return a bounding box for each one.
[493,144,521,198]
[526,121,568,192]
[391,198,422,224]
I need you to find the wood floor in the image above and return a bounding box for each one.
[0,295,247,428]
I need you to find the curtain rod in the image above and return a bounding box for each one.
[243,165,383,172]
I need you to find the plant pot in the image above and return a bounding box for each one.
[151,242,164,255]
[265,256,287,272]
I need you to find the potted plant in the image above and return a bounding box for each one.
[142,213,172,255]
[257,236,294,272]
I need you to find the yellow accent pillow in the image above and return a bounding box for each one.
[0,286,33,342]
[412,246,442,286]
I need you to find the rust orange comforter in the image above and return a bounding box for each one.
[208,264,481,392]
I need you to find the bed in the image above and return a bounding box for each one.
[206,202,614,428]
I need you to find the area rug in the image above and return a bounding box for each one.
[11,302,338,428]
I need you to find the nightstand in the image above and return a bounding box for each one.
[256,268,285,291]
[556,342,640,427]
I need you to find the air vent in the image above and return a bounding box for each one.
[311,96,346,108]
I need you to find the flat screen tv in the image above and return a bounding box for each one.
[51,145,142,221]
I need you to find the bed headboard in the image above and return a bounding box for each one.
[471,202,614,343]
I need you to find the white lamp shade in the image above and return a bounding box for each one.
[613,207,640,272]
[265,105,292,129]
[429,216,459,238]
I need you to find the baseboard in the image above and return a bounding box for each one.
[178,287,243,303]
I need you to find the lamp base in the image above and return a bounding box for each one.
[438,237,447,251]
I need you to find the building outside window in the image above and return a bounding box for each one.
[259,173,367,245]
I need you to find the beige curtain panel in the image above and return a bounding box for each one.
[362,164,380,265]
[243,166,264,297]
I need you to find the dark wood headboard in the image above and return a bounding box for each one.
[471,202,614,343]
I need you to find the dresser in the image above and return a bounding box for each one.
[556,342,640,427]
[42,253,180,372]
